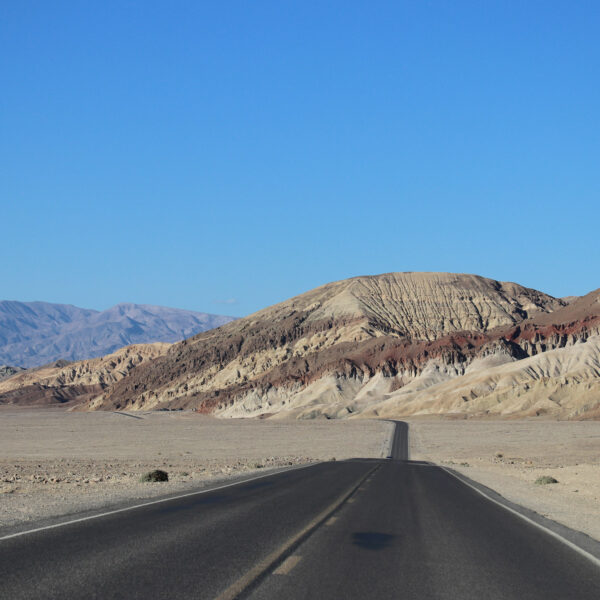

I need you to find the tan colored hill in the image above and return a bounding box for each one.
[247,271,561,340]
[244,288,600,420]
[0,343,169,407]
[86,273,565,412]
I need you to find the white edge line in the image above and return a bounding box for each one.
[441,466,600,569]
[0,462,320,542]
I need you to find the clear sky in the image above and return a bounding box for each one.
[1,1,598,317]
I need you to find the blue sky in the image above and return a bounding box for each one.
[1,1,598,316]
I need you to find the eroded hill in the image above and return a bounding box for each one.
[90,273,571,413]
[0,343,169,407]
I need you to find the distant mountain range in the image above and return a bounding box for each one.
[0,301,236,368]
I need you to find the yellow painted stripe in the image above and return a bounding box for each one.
[214,466,377,600]
[273,555,302,575]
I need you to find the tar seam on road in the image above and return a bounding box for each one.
[441,466,600,569]
[110,411,144,419]
[0,462,321,542]
[213,465,379,600]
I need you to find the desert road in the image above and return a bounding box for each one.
[1,423,599,599]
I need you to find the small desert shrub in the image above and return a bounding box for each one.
[140,470,169,483]
[535,476,558,485]
[179,471,190,477]
[495,452,504,458]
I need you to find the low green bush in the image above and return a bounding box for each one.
[535,475,558,485]
[140,469,169,482]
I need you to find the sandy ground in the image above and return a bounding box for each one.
[0,409,392,529]
[409,418,600,541]
[1,410,599,544]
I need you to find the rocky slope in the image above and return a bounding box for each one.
[210,289,600,420]
[0,343,169,407]
[360,335,600,420]
[0,301,235,368]
[2,273,597,419]
[0,365,25,382]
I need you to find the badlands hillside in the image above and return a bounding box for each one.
[0,300,235,368]
[0,344,169,406]
[1,273,598,419]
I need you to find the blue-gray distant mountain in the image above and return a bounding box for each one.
[0,301,236,368]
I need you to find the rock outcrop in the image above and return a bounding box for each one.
[0,365,25,382]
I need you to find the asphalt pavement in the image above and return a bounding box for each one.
[388,419,408,459]
[1,422,598,599]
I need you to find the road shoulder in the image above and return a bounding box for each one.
[441,465,600,563]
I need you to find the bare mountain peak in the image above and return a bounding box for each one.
[228,272,563,341]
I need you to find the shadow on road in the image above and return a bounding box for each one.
[351,532,397,551]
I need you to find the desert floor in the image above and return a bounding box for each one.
[1,409,598,543]
[409,418,600,541]
[0,408,392,529]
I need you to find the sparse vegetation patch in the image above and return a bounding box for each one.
[140,469,169,482]
[535,476,558,485]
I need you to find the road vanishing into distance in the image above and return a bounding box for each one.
[1,422,599,599]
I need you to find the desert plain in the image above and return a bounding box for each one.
[1,408,598,542]
[0,408,391,530]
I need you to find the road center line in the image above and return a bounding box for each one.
[214,465,378,600]
[273,555,302,575]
